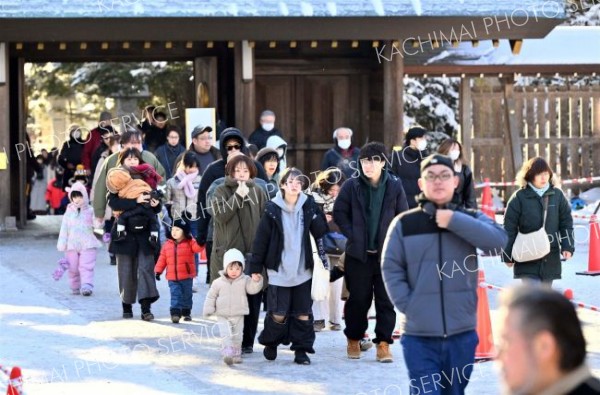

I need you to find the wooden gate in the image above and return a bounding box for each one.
[463,78,600,198]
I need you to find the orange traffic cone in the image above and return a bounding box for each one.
[475,270,495,360]
[199,245,207,265]
[6,366,23,395]
[481,178,494,220]
[577,213,600,276]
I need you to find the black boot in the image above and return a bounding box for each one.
[289,318,316,354]
[122,303,133,319]
[182,308,192,322]
[140,300,154,321]
[258,314,289,360]
[294,350,311,365]
[170,308,181,323]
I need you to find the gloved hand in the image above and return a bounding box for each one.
[155,273,161,281]
[236,181,249,198]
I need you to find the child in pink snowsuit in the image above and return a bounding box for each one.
[57,181,101,296]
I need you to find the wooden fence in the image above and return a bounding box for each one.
[462,80,600,198]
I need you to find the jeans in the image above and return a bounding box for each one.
[401,330,479,395]
[168,278,193,310]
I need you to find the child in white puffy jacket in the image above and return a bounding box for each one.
[56,181,101,296]
[203,248,263,365]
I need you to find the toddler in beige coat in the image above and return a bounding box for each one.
[203,248,263,365]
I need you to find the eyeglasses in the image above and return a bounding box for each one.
[226,144,241,151]
[423,172,454,182]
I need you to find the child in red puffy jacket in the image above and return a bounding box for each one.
[155,215,203,323]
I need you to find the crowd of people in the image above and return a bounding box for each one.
[43,107,599,394]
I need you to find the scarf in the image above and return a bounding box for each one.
[130,163,162,189]
[176,169,199,199]
[528,182,550,197]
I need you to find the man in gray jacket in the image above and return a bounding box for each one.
[382,154,507,395]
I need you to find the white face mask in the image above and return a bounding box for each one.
[417,140,427,151]
[449,150,460,161]
[262,123,275,132]
[337,139,351,150]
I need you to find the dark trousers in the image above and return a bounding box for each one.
[258,280,315,353]
[242,290,263,348]
[401,330,479,395]
[343,254,396,344]
[205,240,213,284]
[168,278,193,311]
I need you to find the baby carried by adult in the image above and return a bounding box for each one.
[106,148,163,246]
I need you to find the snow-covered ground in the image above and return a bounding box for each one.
[1,217,599,395]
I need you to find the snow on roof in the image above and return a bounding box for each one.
[422,26,600,66]
[0,0,566,18]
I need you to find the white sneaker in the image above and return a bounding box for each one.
[192,277,199,293]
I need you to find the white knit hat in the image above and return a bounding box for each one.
[223,248,245,271]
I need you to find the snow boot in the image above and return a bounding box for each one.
[122,303,133,319]
[294,350,311,365]
[347,338,361,359]
[170,308,181,323]
[140,300,154,321]
[376,341,393,363]
[182,308,192,321]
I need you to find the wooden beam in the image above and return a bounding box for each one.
[460,77,473,166]
[234,44,255,135]
[383,40,404,148]
[503,76,522,179]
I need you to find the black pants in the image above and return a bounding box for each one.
[344,254,396,344]
[258,279,315,353]
[242,290,263,348]
[205,240,213,284]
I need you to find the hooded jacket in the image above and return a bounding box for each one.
[249,192,328,276]
[155,238,203,281]
[381,199,508,337]
[195,128,268,244]
[57,181,102,252]
[203,248,263,317]
[333,168,409,262]
[265,135,288,171]
[321,144,361,179]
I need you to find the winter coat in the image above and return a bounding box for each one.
[265,135,288,172]
[249,194,328,275]
[165,172,201,219]
[155,238,203,281]
[90,150,113,220]
[92,150,165,218]
[391,146,426,209]
[453,164,477,209]
[58,137,85,191]
[333,170,409,262]
[57,182,102,252]
[90,144,109,178]
[248,126,283,150]
[203,271,263,317]
[210,177,267,282]
[107,193,162,256]
[503,184,574,281]
[320,145,361,179]
[46,179,66,210]
[155,143,185,179]
[143,125,168,153]
[381,200,508,337]
[81,126,107,171]
[195,128,268,244]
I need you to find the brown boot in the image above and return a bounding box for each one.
[376,341,393,363]
[347,338,361,359]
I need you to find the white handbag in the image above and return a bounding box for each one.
[512,196,550,262]
[310,235,330,301]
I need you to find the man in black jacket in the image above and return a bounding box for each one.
[391,127,428,209]
[333,141,409,363]
[248,110,284,150]
[497,285,600,395]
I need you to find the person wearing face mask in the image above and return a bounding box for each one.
[58,124,87,192]
[248,110,283,150]
[391,127,428,209]
[321,127,361,179]
[437,138,477,209]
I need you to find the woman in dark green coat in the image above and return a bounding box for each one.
[502,157,574,285]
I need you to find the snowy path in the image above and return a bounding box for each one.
[0,226,599,395]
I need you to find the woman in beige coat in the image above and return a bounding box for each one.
[203,248,263,365]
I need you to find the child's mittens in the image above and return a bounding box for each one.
[155,273,161,281]
[52,258,69,281]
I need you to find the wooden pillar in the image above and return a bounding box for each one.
[460,77,473,166]
[0,42,11,229]
[234,41,255,137]
[194,57,218,109]
[503,76,522,180]
[383,41,404,149]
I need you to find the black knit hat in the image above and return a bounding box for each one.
[420,154,454,173]
[172,216,191,237]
